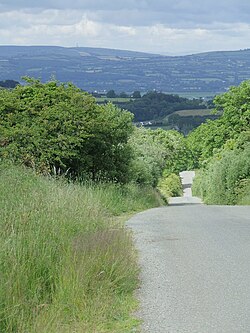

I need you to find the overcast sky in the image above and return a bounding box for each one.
[0,0,249,55]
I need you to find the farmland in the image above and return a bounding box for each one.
[171,109,214,117]
[1,46,250,94]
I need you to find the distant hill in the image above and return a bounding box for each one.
[0,46,250,95]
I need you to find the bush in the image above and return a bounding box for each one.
[189,81,250,205]
[235,178,250,205]
[158,173,183,199]
[187,80,250,168]
[129,127,191,186]
[0,78,133,182]
[192,145,250,205]
[128,127,168,186]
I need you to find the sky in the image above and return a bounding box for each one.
[0,0,250,55]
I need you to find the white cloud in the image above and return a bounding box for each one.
[0,5,249,55]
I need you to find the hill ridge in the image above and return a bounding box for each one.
[0,46,250,94]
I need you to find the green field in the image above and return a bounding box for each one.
[165,92,217,99]
[173,109,214,117]
[96,93,217,102]
[95,97,131,103]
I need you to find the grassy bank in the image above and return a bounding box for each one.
[0,163,164,332]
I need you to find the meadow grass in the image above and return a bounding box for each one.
[0,163,163,332]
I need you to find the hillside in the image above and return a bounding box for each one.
[1,46,250,94]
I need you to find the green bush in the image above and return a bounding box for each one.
[235,178,250,205]
[189,81,250,205]
[129,127,191,186]
[187,80,250,168]
[192,145,250,205]
[0,78,133,182]
[158,173,183,199]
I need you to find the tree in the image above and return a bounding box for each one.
[128,127,167,186]
[0,80,19,88]
[0,77,134,182]
[214,79,250,134]
[122,91,204,121]
[132,91,141,99]
[187,80,250,204]
[187,80,250,167]
[106,90,116,98]
[119,92,128,98]
[128,128,191,186]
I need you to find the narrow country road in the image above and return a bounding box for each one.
[127,171,250,333]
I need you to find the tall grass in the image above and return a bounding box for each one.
[0,163,163,332]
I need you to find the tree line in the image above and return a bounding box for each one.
[187,80,250,204]
[1,76,248,204]
[0,77,189,188]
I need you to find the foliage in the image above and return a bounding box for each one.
[213,80,250,134]
[189,80,250,205]
[128,127,191,186]
[192,143,250,205]
[0,163,164,333]
[187,118,229,167]
[106,89,117,98]
[236,179,250,205]
[119,91,129,98]
[158,172,183,198]
[0,79,20,88]
[168,113,219,135]
[121,91,205,121]
[128,127,167,186]
[187,80,250,168]
[159,130,193,174]
[131,91,141,98]
[0,78,134,182]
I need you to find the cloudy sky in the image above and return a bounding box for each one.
[0,0,249,55]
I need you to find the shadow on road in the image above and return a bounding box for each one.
[169,202,202,207]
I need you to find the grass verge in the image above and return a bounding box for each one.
[0,163,164,332]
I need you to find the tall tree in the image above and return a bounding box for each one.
[187,80,250,167]
[0,78,134,182]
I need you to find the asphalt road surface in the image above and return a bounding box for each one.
[127,171,250,333]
